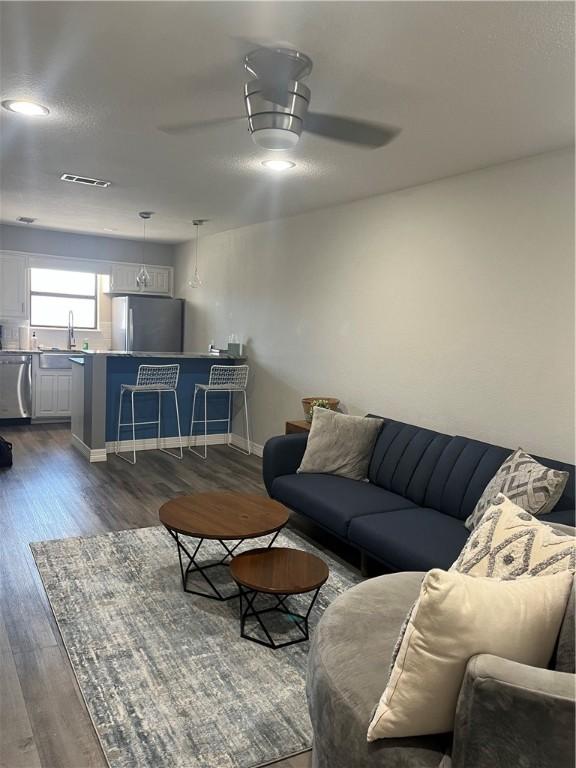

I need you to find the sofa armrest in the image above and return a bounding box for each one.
[262,434,308,496]
[452,654,575,768]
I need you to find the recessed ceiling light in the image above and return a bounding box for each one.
[2,99,50,116]
[262,159,296,172]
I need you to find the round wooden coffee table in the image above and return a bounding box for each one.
[230,547,329,649]
[159,493,289,601]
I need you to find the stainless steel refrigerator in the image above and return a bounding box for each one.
[111,296,184,353]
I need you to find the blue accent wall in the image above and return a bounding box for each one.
[106,357,235,443]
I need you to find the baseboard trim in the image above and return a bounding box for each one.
[107,433,229,454]
[73,432,263,463]
[229,434,264,458]
[71,434,108,463]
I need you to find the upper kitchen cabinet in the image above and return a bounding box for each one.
[141,266,173,295]
[108,263,173,296]
[108,263,140,293]
[0,252,28,319]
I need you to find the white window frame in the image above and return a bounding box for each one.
[30,269,98,330]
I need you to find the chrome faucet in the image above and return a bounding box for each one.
[67,310,76,350]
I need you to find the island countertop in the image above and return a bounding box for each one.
[81,350,245,360]
[0,349,244,360]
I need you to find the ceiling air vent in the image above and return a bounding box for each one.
[60,173,111,188]
[17,216,36,224]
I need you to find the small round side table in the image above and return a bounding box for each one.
[230,547,329,649]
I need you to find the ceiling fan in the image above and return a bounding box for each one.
[161,45,400,151]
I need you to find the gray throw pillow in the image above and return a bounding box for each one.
[297,408,382,481]
[465,448,569,531]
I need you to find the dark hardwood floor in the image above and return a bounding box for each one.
[0,423,312,768]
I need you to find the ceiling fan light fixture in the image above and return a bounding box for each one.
[2,99,50,116]
[251,127,300,151]
[262,159,295,171]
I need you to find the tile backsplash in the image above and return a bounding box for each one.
[0,321,112,350]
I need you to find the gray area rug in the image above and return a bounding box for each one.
[31,526,360,768]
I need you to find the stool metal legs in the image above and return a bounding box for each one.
[158,390,183,461]
[188,385,208,459]
[188,388,251,459]
[115,388,183,464]
[228,390,251,456]
[116,389,137,465]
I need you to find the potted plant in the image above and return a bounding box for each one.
[302,397,340,422]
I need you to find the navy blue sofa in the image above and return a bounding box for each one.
[263,417,576,572]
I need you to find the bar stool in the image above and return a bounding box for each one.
[115,364,183,465]
[188,364,250,459]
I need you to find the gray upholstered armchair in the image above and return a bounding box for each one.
[306,572,575,768]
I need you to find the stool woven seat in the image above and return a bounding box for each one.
[122,383,174,392]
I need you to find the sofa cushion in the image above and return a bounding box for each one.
[271,473,415,538]
[542,507,576,527]
[423,437,511,521]
[307,572,448,768]
[368,418,451,506]
[348,507,470,571]
[424,435,575,523]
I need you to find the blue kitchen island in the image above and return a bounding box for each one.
[69,352,246,462]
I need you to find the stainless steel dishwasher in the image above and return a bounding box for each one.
[0,354,32,419]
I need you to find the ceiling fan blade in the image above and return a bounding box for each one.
[303,112,400,148]
[158,116,244,135]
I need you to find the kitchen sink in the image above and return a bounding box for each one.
[39,352,74,369]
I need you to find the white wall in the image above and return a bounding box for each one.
[174,149,575,462]
[0,224,176,266]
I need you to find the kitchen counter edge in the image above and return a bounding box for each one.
[0,350,245,360]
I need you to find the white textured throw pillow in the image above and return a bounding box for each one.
[452,494,575,578]
[297,408,382,481]
[465,448,569,531]
[367,569,572,740]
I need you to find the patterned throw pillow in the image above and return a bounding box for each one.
[452,494,575,578]
[465,448,569,531]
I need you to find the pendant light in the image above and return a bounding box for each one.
[136,211,153,288]
[188,219,207,288]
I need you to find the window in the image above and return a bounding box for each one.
[30,268,97,329]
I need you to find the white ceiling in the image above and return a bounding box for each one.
[0,1,573,243]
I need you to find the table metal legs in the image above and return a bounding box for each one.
[165,527,281,601]
[237,584,323,649]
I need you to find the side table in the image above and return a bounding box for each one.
[285,420,312,435]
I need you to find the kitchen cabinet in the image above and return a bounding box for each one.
[0,252,28,319]
[141,267,172,295]
[108,264,140,293]
[34,372,72,419]
[108,263,173,296]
